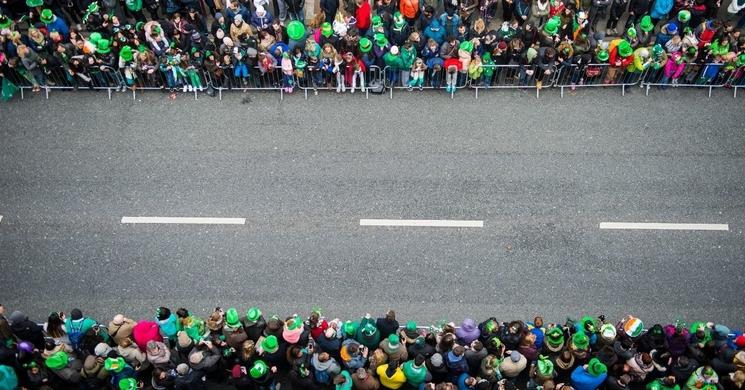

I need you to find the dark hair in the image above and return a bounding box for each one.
[176,308,190,318]
[415,354,426,366]
[157,307,171,321]
[47,313,66,338]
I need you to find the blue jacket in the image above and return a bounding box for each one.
[157,313,178,339]
[457,372,474,390]
[571,366,608,390]
[439,13,461,37]
[423,19,446,45]
[45,16,69,39]
[251,11,273,30]
[650,0,673,19]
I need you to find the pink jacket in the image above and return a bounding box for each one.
[663,54,686,79]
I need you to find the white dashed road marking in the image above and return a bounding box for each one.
[599,222,729,231]
[121,217,246,225]
[359,219,484,228]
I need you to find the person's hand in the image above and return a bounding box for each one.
[270,366,277,373]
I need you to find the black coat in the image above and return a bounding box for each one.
[10,319,45,350]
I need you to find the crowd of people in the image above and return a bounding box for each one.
[0,302,744,390]
[1,0,745,97]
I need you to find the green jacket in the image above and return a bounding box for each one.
[401,46,417,69]
[383,52,405,70]
[126,0,142,12]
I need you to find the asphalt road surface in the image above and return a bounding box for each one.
[1,87,744,327]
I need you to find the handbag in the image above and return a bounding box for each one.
[585,66,602,77]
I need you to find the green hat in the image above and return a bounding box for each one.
[572,331,590,350]
[0,14,11,29]
[246,307,261,323]
[639,15,654,32]
[26,0,43,7]
[45,351,69,370]
[359,37,372,53]
[652,43,664,57]
[406,321,417,332]
[40,9,54,24]
[86,2,99,13]
[119,378,138,390]
[581,316,598,334]
[344,320,358,336]
[374,33,388,47]
[678,9,690,22]
[226,308,240,328]
[287,316,303,330]
[89,32,102,44]
[261,335,279,353]
[388,334,400,346]
[372,15,383,29]
[360,322,377,336]
[459,40,473,53]
[120,45,134,61]
[618,40,633,57]
[321,22,333,38]
[596,50,609,61]
[205,50,213,58]
[393,11,405,28]
[546,327,565,348]
[737,52,745,66]
[484,319,498,334]
[488,336,502,349]
[287,20,305,41]
[544,17,560,35]
[135,21,144,31]
[104,357,126,373]
[96,39,111,54]
[626,27,637,38]
[587,358,608,376]
[537,356,554,377]
[250,360,269,379]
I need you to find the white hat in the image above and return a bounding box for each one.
[390,45,399,55]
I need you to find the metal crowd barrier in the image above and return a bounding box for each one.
[728,66,745,98]
[642,62,731,98]
[383,66,469,100]
[294,65,382,99]
[553,63,645,97]
[203,65,285,100]
[470,64,557,99]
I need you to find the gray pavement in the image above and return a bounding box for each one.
[1,88,744,327]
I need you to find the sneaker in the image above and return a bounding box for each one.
[288,87,293,93]
[188,85,194,92]
[419,85,423,91]
[570,83,576,91]
[351,88,355,94]
[182,85,188,92]
[407,85,413,91]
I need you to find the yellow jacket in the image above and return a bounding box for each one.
[376,364,407,389]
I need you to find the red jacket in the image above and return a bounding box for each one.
[609,47,634,68]
[399,0,419,19]
[444,57,462,71]
[356,1,371,30]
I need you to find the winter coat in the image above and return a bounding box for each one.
[376,364,407,389]
[311,353,341,384]
[133,321,163,351]
[146,341,172,366]
[356,1,372,30]
[340,339,367,370]
[251,11,273,30]
[174,369,206,390]
[188,345,221,373]
[626,355,654,383]
[9,312,46,349]
[352,369,381,390]
[45,16,70,38]
[650,0,673,19]
[424,20,447,45]
[108,319,136,346]
[571,366,608,390]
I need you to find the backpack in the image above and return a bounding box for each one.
[67,320,85,353]
[368,79,385,94]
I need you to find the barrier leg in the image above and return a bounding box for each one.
[45,87,49,100]
[708,86,712,98]
[389,86,393,99]
[560,86,564,98]
[218,88,222,101]
[194,89,198,100]
[280,88,283,101]
[20,87,24,100]
[304,88,308,100]
[645,84,650,96]
[475,87,478,99]
[735,86,738,98]
[132,88,136,101]
[622,85,625,96]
